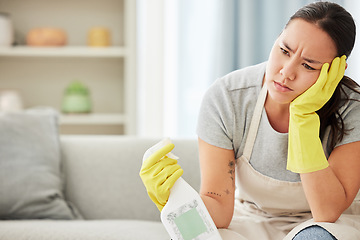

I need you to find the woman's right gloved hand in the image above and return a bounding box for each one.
[139,143,183,211]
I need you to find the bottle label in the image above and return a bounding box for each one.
[164,199,218,240]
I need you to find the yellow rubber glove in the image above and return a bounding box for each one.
[139,143,183,211]
[287,55,347,173]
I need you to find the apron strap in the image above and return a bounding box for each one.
[242,84,267,161]
[242,84,331,161]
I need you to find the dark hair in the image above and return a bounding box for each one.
[287,1,359,150]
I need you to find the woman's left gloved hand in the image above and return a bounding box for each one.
[287,55,346,173]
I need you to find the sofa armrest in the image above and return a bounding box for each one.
[60,135,200,222]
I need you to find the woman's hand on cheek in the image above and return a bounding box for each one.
[290,55,346,115]
[287,55,346,173]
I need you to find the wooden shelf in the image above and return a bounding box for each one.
[0,46,127,58]
[0,0,136,135]
[59,113,126,125]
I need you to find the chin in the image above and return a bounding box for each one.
[267,86,293,105]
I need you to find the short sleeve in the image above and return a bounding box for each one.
[335,95,360,148]
[196,78,234,150]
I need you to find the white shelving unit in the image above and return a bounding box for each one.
[0,46,128,57]
[59,113,126,125]
[0,0,136,135]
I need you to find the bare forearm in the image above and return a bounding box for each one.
[200,193,234,228]
[300,167,348,222]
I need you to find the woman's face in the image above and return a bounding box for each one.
[265,19,337,105]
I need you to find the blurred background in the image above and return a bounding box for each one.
[137,0,360,138]
[0,0,359,138]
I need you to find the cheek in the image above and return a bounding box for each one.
[295,73,320,94]
[267,48,284,75]
[266,53,279,77]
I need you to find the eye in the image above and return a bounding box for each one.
[302,63,316,70]
[280,47,289,56]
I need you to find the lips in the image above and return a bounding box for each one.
[273,81,293,92]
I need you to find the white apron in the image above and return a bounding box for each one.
[218,84,360,240]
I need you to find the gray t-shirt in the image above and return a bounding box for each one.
[197,62,360,182]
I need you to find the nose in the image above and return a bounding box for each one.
[280,61,296,81]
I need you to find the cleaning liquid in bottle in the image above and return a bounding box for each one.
[143,138,222,240]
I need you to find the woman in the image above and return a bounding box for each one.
[140,2,360,239]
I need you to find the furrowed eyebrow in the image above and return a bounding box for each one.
[283,42,294,53]
[282,41,323,64]
[303,57,322,64]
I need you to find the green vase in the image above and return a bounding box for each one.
[62,81,92,113]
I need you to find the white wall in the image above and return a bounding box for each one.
[136,0,165,137]
[344,1,360,83]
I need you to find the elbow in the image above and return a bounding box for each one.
[200,194,234,229]
[313,198,355,223]
[313,213,339,223]
[208,205,233,229]
[216,216,232,229]
[312,206,346,223]
[214,201,234,229]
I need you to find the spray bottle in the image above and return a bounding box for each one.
[143,138,222,240]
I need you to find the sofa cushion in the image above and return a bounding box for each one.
[61,136,200,221]
[0,108,80,219]
[0,220,170,240]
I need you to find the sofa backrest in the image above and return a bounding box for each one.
[60,136,200,222]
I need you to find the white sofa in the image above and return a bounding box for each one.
[0,135,200,240]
